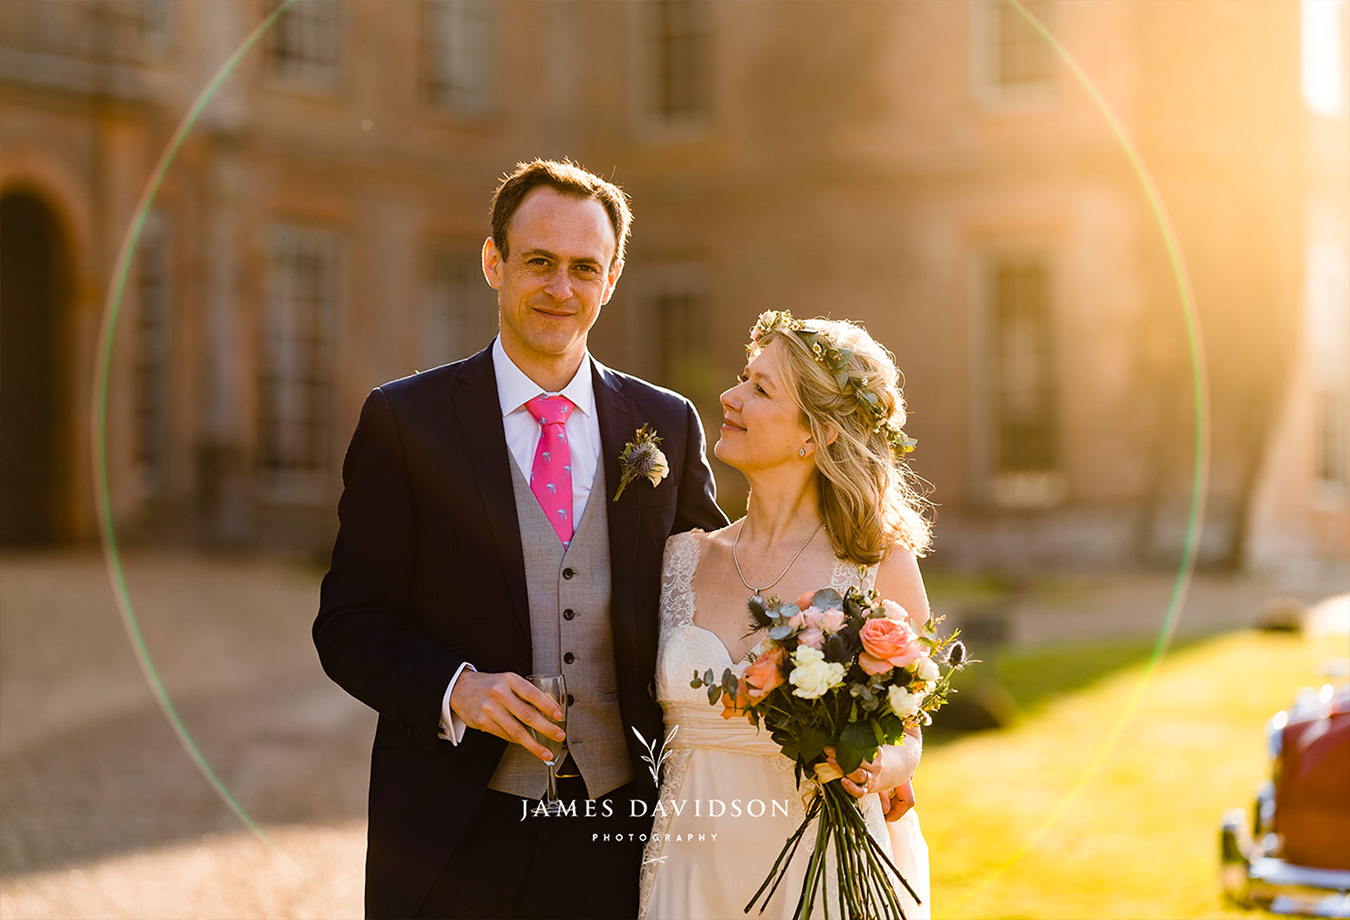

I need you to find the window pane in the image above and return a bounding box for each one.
[265,0,341,85]
[425,0,495,113]
[134,212,171,492]
[981,0,1054,99]
[426,248,497,365]
[639,0,712,127]
[260,228,338,492]
[989,254,1058,476]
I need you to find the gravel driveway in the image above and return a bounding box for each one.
[2,549,1343,919]
[1,550,369,919]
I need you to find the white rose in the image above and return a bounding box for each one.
[789,646,846,700]
[915,656,940,682]
[888,685,925,719]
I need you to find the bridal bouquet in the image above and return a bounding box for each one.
[691,586,968,920]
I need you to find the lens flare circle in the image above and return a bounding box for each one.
[90,0,1209,911]
[944,0,1209,911]
[89,0,343,901]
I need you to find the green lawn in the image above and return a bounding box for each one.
[919,626,1344,919]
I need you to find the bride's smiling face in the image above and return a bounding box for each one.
[715,340,812,472]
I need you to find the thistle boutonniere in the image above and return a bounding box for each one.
[613,424,669,501]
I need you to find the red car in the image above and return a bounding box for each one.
[1222,667,1350,917]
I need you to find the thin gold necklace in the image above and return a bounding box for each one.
[732,519,825,597]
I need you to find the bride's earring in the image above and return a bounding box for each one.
[799,446,807,457]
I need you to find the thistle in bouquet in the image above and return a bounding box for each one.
[691,585,971,920]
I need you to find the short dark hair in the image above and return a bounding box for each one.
[490,159,633,267]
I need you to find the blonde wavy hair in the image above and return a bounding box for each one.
[751,315,933,566]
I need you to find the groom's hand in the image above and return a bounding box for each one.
[449,671,566,762]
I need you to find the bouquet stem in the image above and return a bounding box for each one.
[745,781,917,920]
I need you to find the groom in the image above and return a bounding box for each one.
[314,159,727,919]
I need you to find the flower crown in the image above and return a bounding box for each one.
[749,310,917,460]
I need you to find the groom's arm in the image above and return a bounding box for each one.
[314,387,465,752]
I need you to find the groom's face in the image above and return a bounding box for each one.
[484,186,623,376]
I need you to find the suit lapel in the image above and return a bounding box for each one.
[451,347,531,639]
[593,361,640,627]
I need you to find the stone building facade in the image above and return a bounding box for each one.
[1,0,1345,573]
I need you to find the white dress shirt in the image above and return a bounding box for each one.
[438,338,603,742]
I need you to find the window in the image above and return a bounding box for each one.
[94,0,171,59]
[134,212,172,493]
[259,228,340,495]
[631,266,714,399]
[265,0,341,87]
[977,252,1064,506]
[425,247,498,366]
[633,0,712,132]
[973,0,1056,106]
[1302,0,1349,118]
[423,0,495,115]
[1308,241,1350,502]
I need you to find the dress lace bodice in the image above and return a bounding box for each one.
[655,530,876,702]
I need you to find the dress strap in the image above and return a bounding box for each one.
[659,531,702,630]
[829,556,877,594]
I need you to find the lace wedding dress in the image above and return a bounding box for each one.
[639,531,930,920]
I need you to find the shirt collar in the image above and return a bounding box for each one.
[492,336,595,418]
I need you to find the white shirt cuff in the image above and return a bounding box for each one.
[438,661,476,744]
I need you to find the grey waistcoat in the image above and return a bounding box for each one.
[487,459,634,800]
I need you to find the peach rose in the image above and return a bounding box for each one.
[720,678,753,720]
[744,645,787,702]
[797,626,825,650]
[858,617,922,674]
[797,590,817,611]
[819,609,846,634]
[882,599,909,622]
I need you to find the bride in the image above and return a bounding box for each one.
[640,311,934,920]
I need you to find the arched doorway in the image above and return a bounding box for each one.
[1,190,68,545]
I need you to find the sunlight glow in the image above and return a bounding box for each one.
[1303,0,1348,117]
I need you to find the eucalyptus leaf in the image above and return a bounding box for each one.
[768,624,794,641]
[811,588,843,610]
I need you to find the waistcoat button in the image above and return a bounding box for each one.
[566,694,575,706]
[563,608,576,620]
[564,652,576,664]
[563,567,576,579]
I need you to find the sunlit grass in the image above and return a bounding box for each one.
[921,627,1342,919]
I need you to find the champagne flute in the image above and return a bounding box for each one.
[526,674,568,815]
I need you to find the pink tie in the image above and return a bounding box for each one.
[526,395,575,547]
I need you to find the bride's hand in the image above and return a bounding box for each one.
[822,745,884,799]
[824,736,920,800]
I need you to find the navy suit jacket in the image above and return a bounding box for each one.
[314,345,727,918]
